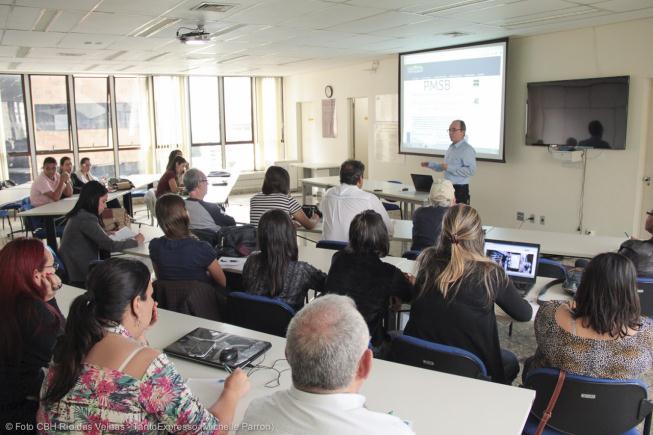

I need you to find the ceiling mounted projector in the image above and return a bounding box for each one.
[177,25,213,45]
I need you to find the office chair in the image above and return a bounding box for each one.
[537,258,567,280]
[637,277,653,317]
[227,292,296,337]
[382,180,403,218]
[153,280,226,321]
[316,240,348,251]
[402,250,421,260]
[523,367,653,435]
[388,334,490,380]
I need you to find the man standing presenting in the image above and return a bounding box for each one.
[421,119,476,205]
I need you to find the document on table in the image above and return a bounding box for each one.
[109,226,136,241]
[186,378,225,407]
[218,257,247,273]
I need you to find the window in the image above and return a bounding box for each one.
[0,75,31,183]
[30,75,71,152]
[115,77,151,176]
[74,77,110,149]
[223,77,253,143]
[189,76,222,171]
[153,76,184,172]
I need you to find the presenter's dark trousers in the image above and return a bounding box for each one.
[453,184,470,205]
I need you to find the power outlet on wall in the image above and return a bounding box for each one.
[539,215,545,225]
[527,214,535,223]
[516,211,524,221]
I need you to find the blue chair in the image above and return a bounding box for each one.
[227,292,296,337]
[0,208,13,236]
[537,258,567,280]
[388,334,490,380]
[637,277,653,317]
[382,180,403,218]
[523,368,653,435]
[316,240,348,251]
[402,250,420,260]
[20,197,46,239]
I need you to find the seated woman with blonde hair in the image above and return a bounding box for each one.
[524,252,653,380]
[39,258,249,433]
[404,204,532,384]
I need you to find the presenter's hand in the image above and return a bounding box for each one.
[420,162,429,167]
[440,163,448,170]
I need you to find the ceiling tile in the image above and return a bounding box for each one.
[58,33,119,49]
[226,0,330,25]
[326,11,432,33]
[6,6,41,30]
[96,0,183,15]
[48,11,85,33]
[281,4,385,29]
[0,44,17,56]
[15,0,100,11]
[73,12,154,35]
[2,29,65,47]
[593,0,653,12]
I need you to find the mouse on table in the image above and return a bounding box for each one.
[219,346,238,366]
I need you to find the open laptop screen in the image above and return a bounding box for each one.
[483,239,540,282]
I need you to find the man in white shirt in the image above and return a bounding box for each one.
[237,294,414,435]
[320,159,393,241]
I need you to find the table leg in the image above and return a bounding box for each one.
[44,216,58,251]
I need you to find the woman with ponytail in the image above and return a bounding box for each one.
[0,238,64,432]
[39,258,249,434]
[403,204,532,384]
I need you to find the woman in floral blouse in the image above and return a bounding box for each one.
[38,258,249,434]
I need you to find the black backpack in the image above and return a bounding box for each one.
[215,225,257,258]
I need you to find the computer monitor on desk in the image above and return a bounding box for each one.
[484,239,540,294]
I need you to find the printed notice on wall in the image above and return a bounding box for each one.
[375,94,398,122]
[375,122,404,163]
[322,99,336,138]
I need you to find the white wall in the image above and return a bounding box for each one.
[283,17,653,237]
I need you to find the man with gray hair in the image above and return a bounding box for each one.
[237,295,414,435]
[183,168,235,232]
[411,178,456,251]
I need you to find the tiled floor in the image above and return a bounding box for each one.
[3,194,653,396]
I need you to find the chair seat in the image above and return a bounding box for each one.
[523,413,639,435]
[383,202,401,211]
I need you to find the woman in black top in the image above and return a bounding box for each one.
[0,238,65,432]
[243,209,326,311]
[325,210,414,354]
[404,204,532,384]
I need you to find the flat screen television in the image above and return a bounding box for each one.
[526,76,629,149]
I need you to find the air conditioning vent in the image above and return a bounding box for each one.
[191,3,235,13]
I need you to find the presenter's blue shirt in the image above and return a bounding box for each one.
[428,139,476,185]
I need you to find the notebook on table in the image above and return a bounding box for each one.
[483,239,540,296]
[410,174,434,192]
[164,327,272,370]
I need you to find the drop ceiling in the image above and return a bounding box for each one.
[0,0,651,76]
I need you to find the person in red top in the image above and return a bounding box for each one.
[155,155,187,198]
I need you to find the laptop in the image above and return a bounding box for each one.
[164,327,272,370]
[483,239,540,295]
[411,174,434,192]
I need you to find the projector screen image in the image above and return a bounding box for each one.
[399,39,507,161]
[526,76,629,149]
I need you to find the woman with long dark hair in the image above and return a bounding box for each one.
[243,209,326,310]
[39,258,249,433]
[325,210,414,354]
[525,252,653,379]
[249,166,318,229]
[156,155,187,198]
[0,239,64,431]
[404,204,532,384]
[149,194,226,287]
[59,181,144,287]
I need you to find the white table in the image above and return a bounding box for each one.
[55,285,535,435]
[203,170,240,205]
[300,176,430,218]
[0,184,30,208]
[485,226,625,258]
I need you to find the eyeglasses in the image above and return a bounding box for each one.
[200,178,208,183]
[447,128,462,132]
[43,262,60,271]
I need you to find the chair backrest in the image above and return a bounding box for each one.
[153,280,225,321]
[402,250,420,260]
[227,292,296,337]
[537,258,567,280]
[191,228,220,246]
[20,197,46,238]
[524,367,653,435]
[316,240,348,251]
[388,335,489,380]
[637,277,653,317]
